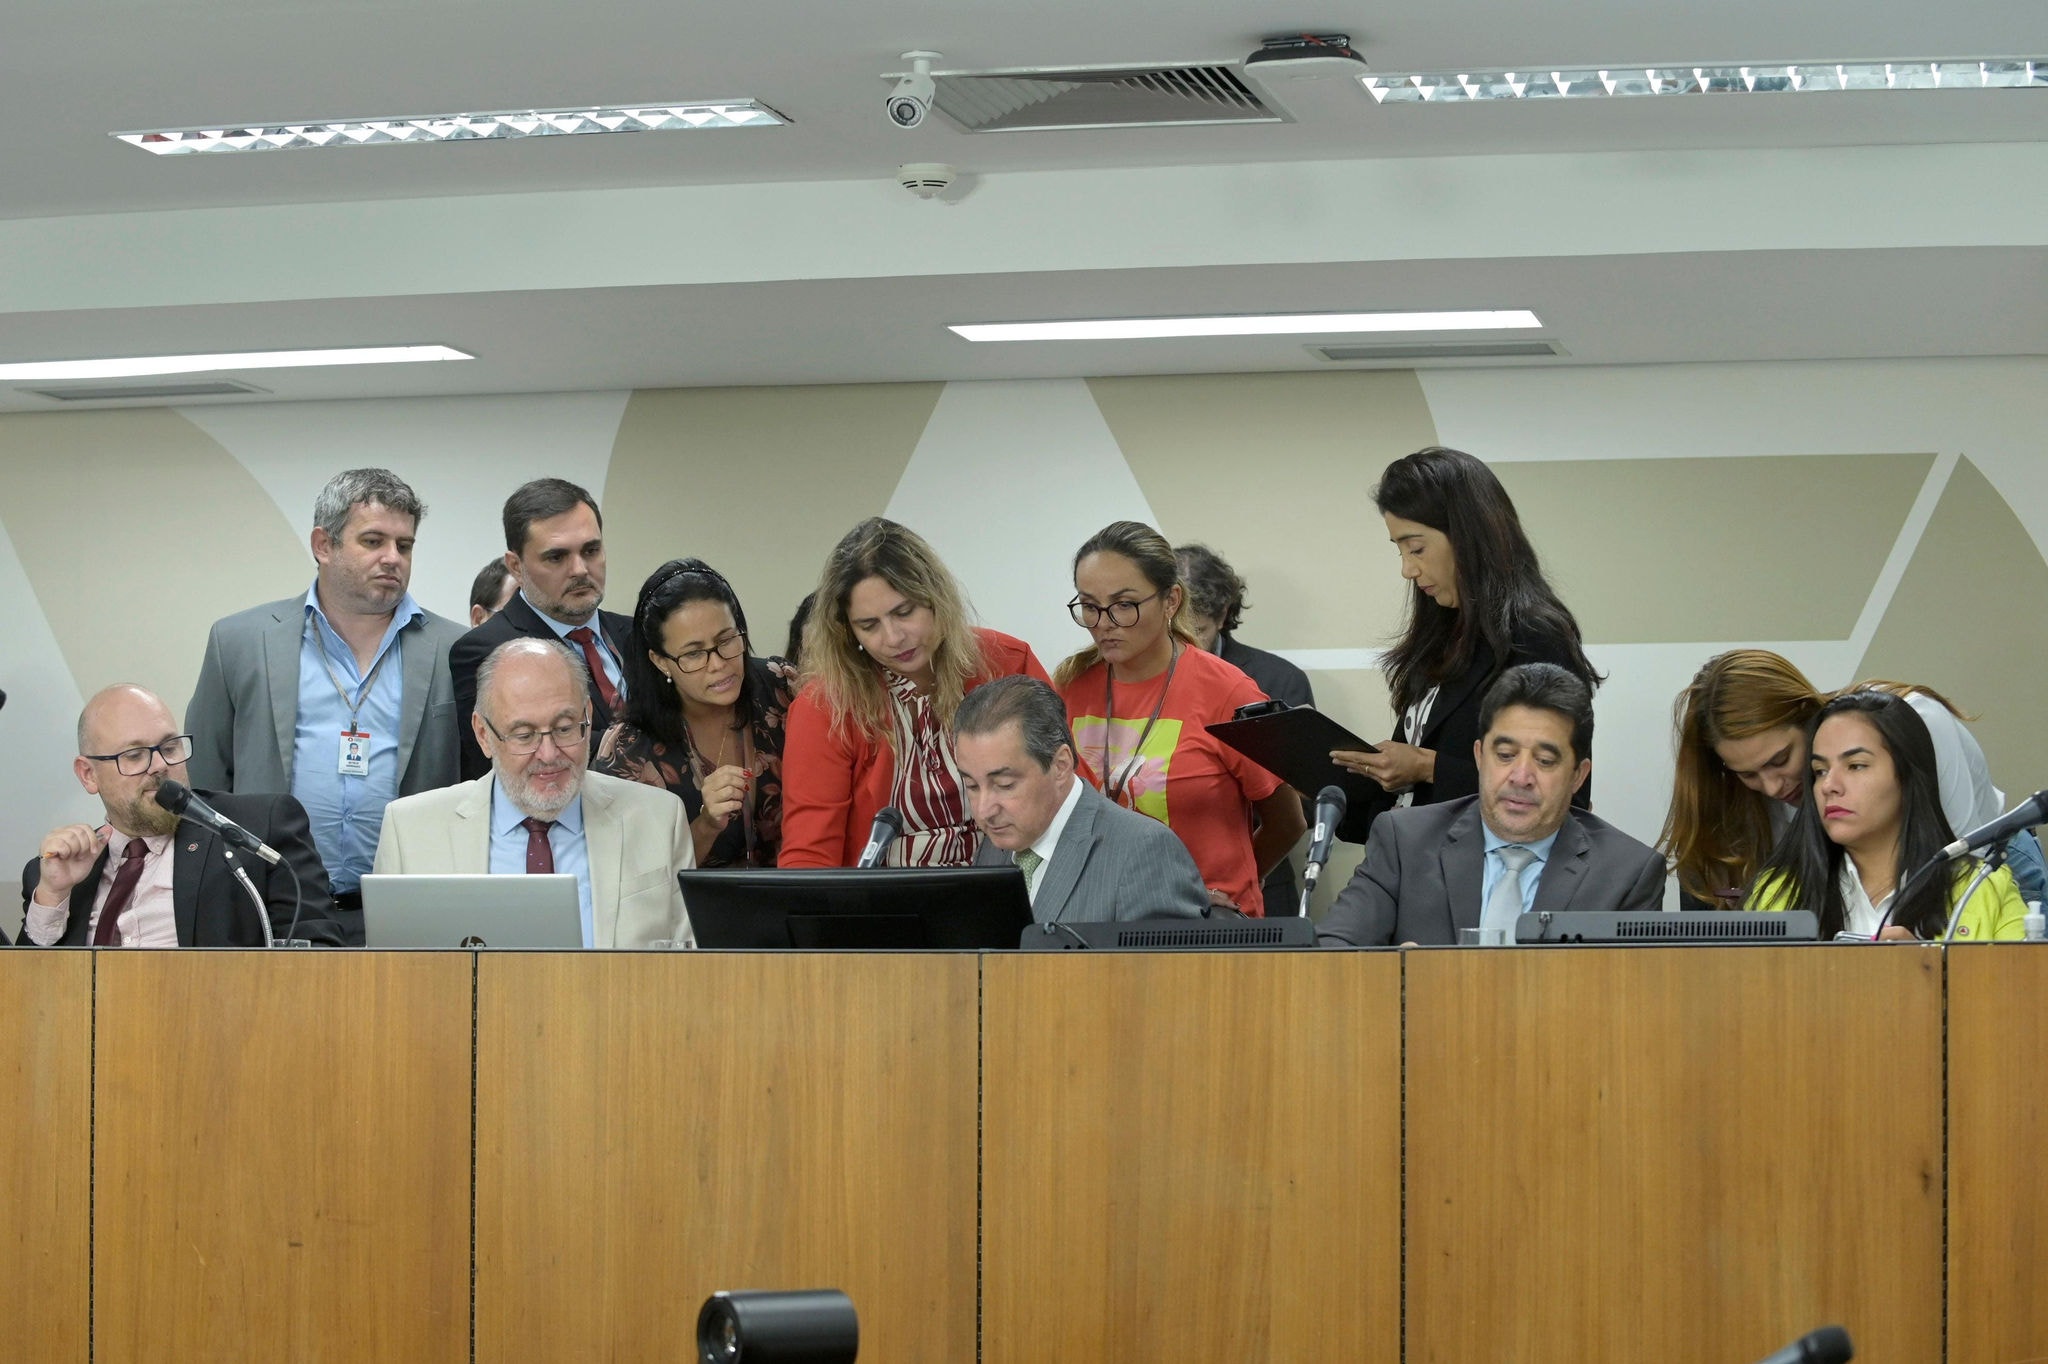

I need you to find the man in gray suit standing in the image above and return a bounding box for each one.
[185,468,466,944]
[956,676,1207,924]
[1317,663,1665,947]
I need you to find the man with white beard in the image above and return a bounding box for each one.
[373,638,694,948]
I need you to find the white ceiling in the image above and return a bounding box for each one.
[0,0,2042,407]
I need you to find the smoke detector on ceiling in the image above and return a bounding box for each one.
[897,162,957,200]
[1243,33,1368,81]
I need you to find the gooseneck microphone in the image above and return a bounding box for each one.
[1938,790,2048,860]
[1752,1325,1853,1364]
[154,780,283,866]
[1298,785,1349,916]
[853,806,904,869]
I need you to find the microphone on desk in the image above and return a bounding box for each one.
[1298,785,1348,916]
[1751,1325,1852,1364]
[154,780,283,866]
[853,806,903,869]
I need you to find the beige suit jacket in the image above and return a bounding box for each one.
[372,769,695,948]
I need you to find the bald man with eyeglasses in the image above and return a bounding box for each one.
[17,684,341,947]
[372,638,695,948]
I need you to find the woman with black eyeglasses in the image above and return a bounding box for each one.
[592,558,796,867]
[1055,521,1305,914]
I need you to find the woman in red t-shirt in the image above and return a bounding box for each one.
[1054,520,1305,913]
[781,517,1052,868]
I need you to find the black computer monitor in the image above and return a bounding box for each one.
[680,866,1034,949]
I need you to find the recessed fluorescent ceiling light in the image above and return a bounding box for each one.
[950,310,1543,342]
[115,101,785,154]
[0,345,473,381]
[1363,58,2043,101]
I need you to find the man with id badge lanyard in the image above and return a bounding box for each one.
[187,468,467,944]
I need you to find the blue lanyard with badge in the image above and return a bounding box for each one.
[311,621,396,778]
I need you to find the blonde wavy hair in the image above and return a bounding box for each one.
[799,518,985,746]
[1054,520,1201,689]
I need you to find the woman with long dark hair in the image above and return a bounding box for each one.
[1056,520,1305,913]
[592,559,795,867]
[1747,690,2024,940]
[1333,446,1600,814]
[1659,649,2044,908]
[780,517,1052,868]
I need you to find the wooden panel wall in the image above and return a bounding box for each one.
[1406,946,1944,1364]
[1949,945,2048,1364]
[474,952,978,1364]
[93,952,473,1363]
[0,954,91,1364]
[981,950,1401,1364]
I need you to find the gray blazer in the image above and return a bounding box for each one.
[185,591,467,799]
[974,780,1209,924]
[1316,795,1667,947]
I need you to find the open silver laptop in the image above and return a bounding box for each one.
[360,873,583,949]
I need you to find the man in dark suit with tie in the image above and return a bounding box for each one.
[1317,663,1664,947]
[18,685,340,947]
[450,478,631,781]
[955,676,1208,925]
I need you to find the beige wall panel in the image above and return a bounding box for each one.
[1087,372,1438,651]
[601,384,943,644]
[1493,453,1933,644]
[0,954,90,1364]
[0,410,305,712]
[1857,456,2048,797]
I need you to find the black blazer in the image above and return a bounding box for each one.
[450,593,633,781]
[1340,623,1594,844]
[16,790,341,947]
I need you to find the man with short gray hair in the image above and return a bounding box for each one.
[186,467,466,944]
[955,676,1207,924]
[372,637,694,948]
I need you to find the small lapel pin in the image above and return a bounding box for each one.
[186,843,198,852]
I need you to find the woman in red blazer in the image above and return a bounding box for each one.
[781,518,1053,867]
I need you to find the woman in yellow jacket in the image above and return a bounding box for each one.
[1746,690,2025,941]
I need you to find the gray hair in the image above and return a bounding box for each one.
[312,468,427,541]
[475,637,590,724]
[953,675,1075,771]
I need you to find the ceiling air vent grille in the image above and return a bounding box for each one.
[22,380,270,402]
[1312,340,1565,363]
[932,63,1283,132]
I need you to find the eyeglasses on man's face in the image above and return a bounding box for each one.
[83,735,193,777]
[661,631,748,674]
[1067,593,1159,629]
[484,716,591,756]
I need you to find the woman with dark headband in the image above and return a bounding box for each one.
[592,558,796,867]
[1746,689,2025,940]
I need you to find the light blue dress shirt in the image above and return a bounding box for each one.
[1480,822,1561,916]
[520,590,625,702]
[293,581,419,893]
[488,779,595,948]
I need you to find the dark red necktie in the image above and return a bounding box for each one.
[565,627,621,712]
[522,818,556,875]
[92,838,150,947]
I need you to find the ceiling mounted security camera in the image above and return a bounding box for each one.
[886,51,942,128]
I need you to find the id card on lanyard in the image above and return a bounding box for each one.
[312,621,396,778]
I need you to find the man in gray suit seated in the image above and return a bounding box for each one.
[185,468,467,944]
[1318,663,1665,947]
[956,676,1207,924]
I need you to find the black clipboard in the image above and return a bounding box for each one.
[1205,703,1386,816]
